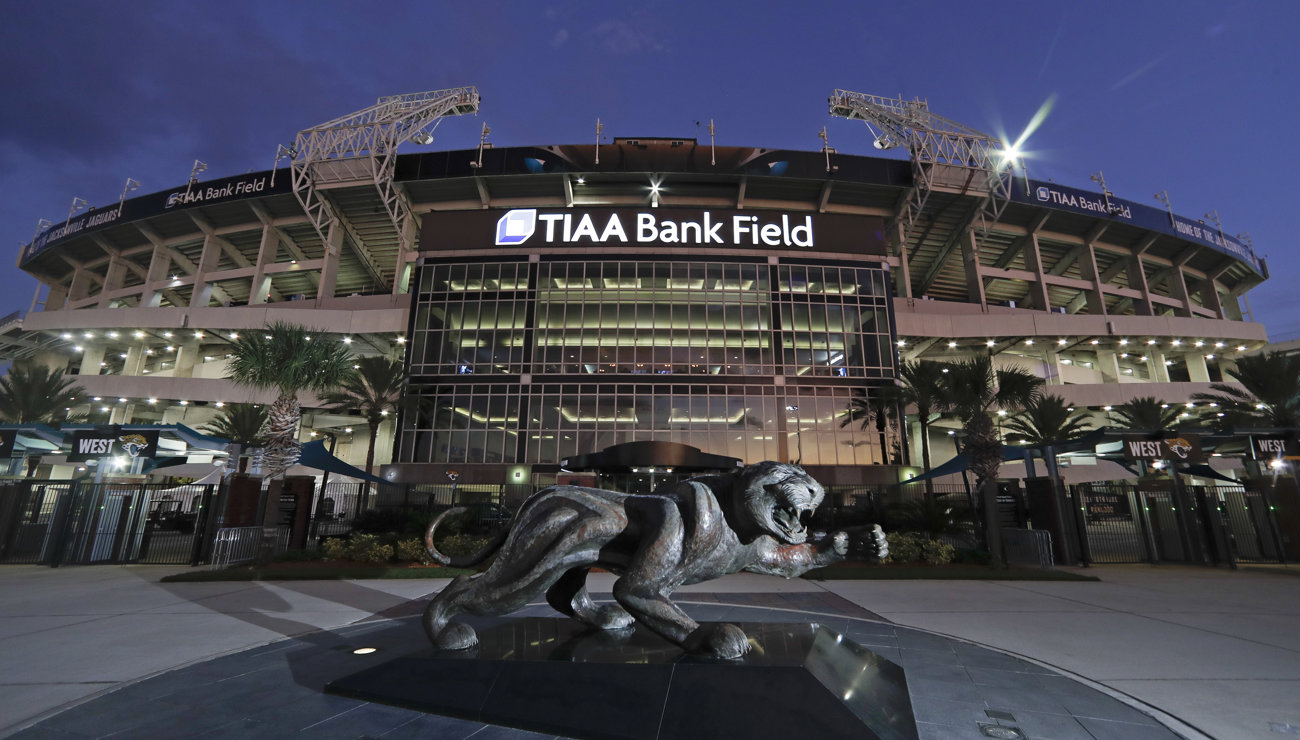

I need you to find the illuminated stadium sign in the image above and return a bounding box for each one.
[428,208,884,255]
[495,209,818,248]
[1015,180,1259,271]
[21,171,292,266]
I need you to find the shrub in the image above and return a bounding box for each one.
[434,533,496,559]
[395,538,432,564]
[321,537,350,560]
[885,532,956,565]
[320,533,393,563]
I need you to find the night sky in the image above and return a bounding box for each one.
[3,1,1297,336]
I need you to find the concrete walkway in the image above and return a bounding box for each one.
[0,564,1297,739]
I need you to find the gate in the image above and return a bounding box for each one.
[0,480,216,566]
[1066,481,1285,566]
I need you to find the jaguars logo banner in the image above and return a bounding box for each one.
[67,429,160,462]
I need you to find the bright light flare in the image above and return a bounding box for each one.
[994,94,1057,169]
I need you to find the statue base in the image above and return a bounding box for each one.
[326,618,916,740]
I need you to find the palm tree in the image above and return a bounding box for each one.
[1109,396,1182,432]
[319,356,406,480]
[941,354,1043,567]
[0,363,85,475]
[226,322,354,475]
[1191,352,1300,428]
[1003,394,1092,445]
[840,385,903,464]
[0,363,84,424]
[200,403,267,473]
[897,360,949,476]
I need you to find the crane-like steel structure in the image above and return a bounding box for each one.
[288,87,480,288]
[829,90,1016,298]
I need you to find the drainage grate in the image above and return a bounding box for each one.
[985,709,1017,722]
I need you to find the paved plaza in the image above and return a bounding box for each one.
[0,564,1297,739]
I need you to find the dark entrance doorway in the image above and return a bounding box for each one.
[561,441,743,494]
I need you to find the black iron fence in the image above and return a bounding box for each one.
[5,473,1286,569]
[1063,481,1285,566]
[0,480,216,566]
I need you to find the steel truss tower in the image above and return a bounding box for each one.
[829,90,1015,299]
[290,87,480,290]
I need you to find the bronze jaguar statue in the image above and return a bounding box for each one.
[423,461,886,659]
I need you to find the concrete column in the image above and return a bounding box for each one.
[890,220,912,299]
[173,342,199,378]
[1043,347,1061,386]
[78,344,105,376]
[1148,351,1170,383]
[98,255,127,308]
[68,266,94,303]
[959,228,987,306]
[1023,233,1052,311]
[44,282,69,311]
[1196,277,1224,318]
[1079,242,1108,315]
[139,244,170,308]
[250,224,277,305]
[189,234,222,308]
[110,402,136,425]
[316,225,343,301]
[122,345,146,377]
[1186,352,1211,383]
[1096,349,1120,384]
[1125,257,1153,316]
[1168,268,1194,318]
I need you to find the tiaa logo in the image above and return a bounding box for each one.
[495,209,537,245]
[1036,186,1051,202]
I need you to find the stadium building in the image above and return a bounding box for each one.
[4,88,1270,488]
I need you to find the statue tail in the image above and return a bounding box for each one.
[425,507,510,568]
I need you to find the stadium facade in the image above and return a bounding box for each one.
[6,91,1270,487]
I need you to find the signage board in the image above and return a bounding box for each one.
[1250,435,1300,461]
[1085,491,1133,522]
[1121,435,1204,463]
[421,208,886,256]
[22,171,292,265]
[67,429,160,463]
[1011,179,1261,274]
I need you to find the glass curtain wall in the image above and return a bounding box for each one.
[401,258,898,467]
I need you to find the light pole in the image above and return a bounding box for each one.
[786,405,802,463]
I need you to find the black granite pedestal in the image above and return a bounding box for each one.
[326,618,917,740]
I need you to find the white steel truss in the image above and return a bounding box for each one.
[829,90,1014,274]
[289,87,480,279]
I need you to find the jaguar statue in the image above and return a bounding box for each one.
[423,461,887,659]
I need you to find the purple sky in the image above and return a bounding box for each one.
[3,1,1297,337]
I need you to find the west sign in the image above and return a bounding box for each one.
[1121,435,1204,463]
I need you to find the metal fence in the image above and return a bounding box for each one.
[209,526,291,569]
[0,480,216,566]
[1065,481,1285,566]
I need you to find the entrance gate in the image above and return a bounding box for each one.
[1066,481,1285,565]
[0,480,216,566]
